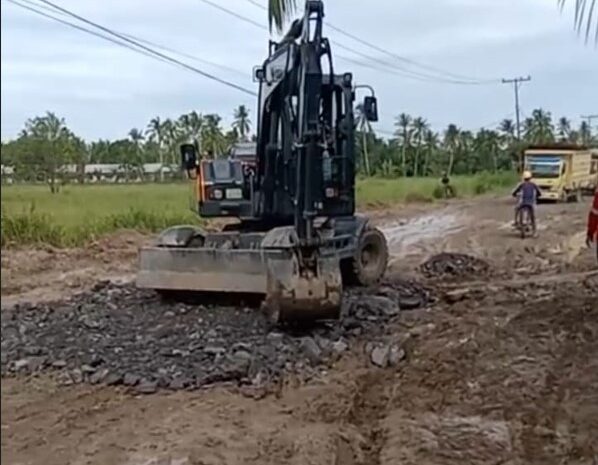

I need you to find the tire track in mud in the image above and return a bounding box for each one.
[341,370,396,465]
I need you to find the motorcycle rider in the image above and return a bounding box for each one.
[440,171,454,198]
[512,170,542,231]
[586,187,598,262]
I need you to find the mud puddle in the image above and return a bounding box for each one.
[380,210,466,257]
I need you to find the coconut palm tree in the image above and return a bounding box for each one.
[524,109,555,144]
[579,121,592,145]
[146,116,167,181]
[233,105,252,141]
[201,114,227,157]
[394,113,411,176]
[557,117,571,141]
[411,117,428,177]
[355,103,372,176]
[423,130,439,176]
[128,128,145,180]
[443,124,460,176]
[558,0,597,43]
[268,0,297,32]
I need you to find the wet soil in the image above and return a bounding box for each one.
[2,194,597,465]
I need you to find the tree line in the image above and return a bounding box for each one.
[355,107,596,178]
[1,105,596,192]
[0,105,252,191]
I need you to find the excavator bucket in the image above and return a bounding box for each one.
[136,226,343,323]
[263,253,342,323]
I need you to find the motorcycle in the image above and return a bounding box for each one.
[515,205,535,239]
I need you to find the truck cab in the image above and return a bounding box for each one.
[523,144,595,202]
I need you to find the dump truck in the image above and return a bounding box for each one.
[523,144,595,201]
[136,0,388,323]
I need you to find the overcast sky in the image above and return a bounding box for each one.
[1,0,596,141]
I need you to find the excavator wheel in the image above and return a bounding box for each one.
[342,226,388,286]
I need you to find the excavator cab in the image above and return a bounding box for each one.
[137,0,388,323]
[180,143,254,219]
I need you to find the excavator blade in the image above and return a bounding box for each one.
[136,245,342,323]
[136,246,272,294]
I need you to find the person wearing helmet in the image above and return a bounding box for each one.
[512,170,542,232]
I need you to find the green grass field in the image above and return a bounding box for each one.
[1,172,515,248]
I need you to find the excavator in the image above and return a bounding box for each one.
[136,0,388,323]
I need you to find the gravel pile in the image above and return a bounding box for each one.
[420,253,490,279]
[1,279,430,393]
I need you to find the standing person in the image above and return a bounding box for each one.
[586,187,598,263]
[512,171,542,232]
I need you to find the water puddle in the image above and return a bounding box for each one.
[379,211,466,256]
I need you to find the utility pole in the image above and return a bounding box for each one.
[502,76,531,141]
[580,114,598,135]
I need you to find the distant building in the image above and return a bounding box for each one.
[1,164,14,184]
[0,163,180,184]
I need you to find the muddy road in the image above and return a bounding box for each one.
[2,195,597,465]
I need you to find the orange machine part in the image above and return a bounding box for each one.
[196,162,206,203]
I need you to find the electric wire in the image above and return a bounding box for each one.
[16,0,248,78]
[28,0,257,96]
[242,0,499,85]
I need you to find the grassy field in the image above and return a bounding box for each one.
[1,172,515,247]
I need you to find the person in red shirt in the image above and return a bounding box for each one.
[587,188,598,262]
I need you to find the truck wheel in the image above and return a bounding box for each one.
[342,227,388,286]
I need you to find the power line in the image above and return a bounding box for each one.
[324,23,497,84]
[5,0,177,66]
[580,114,598,133]
[32,0,257,96]
[213,0,495,85]
[501,76,531,141]
[243,0,499,85]
[199,0,266,30]
[17,0,248,78]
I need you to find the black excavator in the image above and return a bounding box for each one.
[136,0,388,323]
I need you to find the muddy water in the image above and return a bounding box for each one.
[380,210,467,258]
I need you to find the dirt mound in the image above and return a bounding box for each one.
[420,253,490,279]
[1,279,429,394]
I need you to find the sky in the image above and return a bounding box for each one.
[1,0,597,141]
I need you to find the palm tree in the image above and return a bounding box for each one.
[146,116,166,181]
[268,0,297,32]
[233,105,251,141]
[394,113,411,176]
[411,117,428,177]
[187,111,204,149]
[423,130,439,177]
[557,117,571,141]
[128,128,145,180]
[443,124,460,176]
[558,0,598,43]
[499,118,516,141]
[579,121,592,145]
[355,103,372,176]
[201,114,226,157]
[524,109,555,144]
